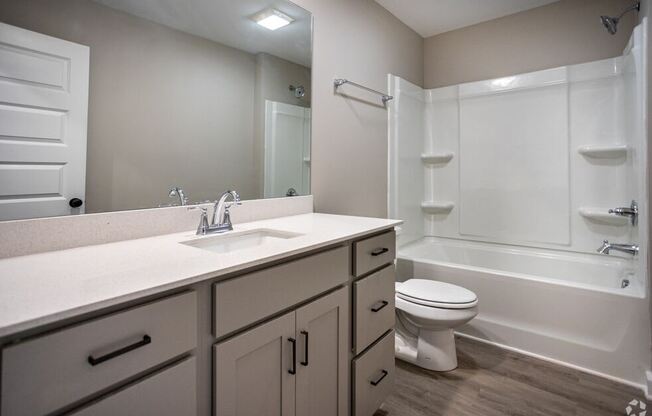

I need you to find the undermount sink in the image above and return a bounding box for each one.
[181,229,303,254]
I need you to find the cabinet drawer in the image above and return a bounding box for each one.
[70,357,197,416]
[214,246,349,338]
[353,231,396,277]
[353,330,395,416]
[1,291,197,416]
[353,265,395,354]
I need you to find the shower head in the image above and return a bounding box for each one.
[600,1,640,35]
[600,15,619,35]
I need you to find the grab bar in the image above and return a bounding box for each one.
[333,79,394,105]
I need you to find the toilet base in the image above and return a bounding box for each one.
[395,328,458,372]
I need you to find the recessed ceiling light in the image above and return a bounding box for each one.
[252,8,294,31]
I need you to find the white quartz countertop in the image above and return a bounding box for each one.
[0,213,401,339]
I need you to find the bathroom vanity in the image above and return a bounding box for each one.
[0,213,400,416]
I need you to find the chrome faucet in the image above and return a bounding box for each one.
[212,190,241,229]
[597,240,639,256]
[168,186,188,206]
[194,190,241,235]
[609,200,638,225]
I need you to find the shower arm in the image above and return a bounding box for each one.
[617,2,641,20]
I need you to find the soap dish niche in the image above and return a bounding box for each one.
[421,201,454,214]
[421,152,454,164]
[578,207,629,225]
[577,145,627,159]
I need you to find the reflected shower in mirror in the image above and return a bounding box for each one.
[0,0,312,221]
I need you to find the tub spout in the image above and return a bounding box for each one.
[597,240,639,256]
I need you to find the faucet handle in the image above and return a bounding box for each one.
[608,201,638,225]
[192,207,210,235]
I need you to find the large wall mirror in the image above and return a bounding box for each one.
[0,0,312,221]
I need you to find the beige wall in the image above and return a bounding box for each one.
[423,0,638,88]
[254,53,312,196]
[0,0,259,212]
[292,0,424,217]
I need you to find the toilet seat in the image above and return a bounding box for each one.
[396,279,478,309]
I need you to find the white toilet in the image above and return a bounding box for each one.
[394,279,478,372]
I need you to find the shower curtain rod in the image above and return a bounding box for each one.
[333,78,394,105]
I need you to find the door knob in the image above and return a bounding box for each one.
[69,198,83,208]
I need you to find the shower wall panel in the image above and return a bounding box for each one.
[389,21,646,257]
[459,79,570,246]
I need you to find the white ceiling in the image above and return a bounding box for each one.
[374,0,560,38]
[93,0,312,67]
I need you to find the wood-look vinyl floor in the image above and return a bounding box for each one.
[378,335,645,416]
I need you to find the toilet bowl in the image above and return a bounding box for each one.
[394,279,478,372]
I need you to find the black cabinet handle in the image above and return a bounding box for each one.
[371,300,389,313]
[69,198,83,208]
[370,369,388,386]
[371,247,389,256]
[300,331,309,366]
[288,338,297,375]
[88,335,151,366]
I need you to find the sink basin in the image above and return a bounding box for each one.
[181,229,303,254]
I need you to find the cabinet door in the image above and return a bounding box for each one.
[214,311,296,416]
[296,287,350,416]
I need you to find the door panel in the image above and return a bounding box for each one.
[0,22,89,220]
[264,100,311,198]
[214,311,296,416]
[296,287,349,416]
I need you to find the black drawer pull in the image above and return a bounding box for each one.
[370,369,389,386]
[371,247,389,256]
[371,300,389,313]
[300,331,309,366]
[88,335,151,366]
[288,338,297,375]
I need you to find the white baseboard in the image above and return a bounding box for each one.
[455,331,647,394]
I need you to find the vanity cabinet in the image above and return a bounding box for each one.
[353,265,395,354]
[352,331,395,416]
[351,230,397,416]
[213,246,349,338]
[0,225,397,416]
[353,231,396,277]
[1,291,197,416]
[214,287,349,416]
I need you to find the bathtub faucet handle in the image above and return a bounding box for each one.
[608,200,638,225]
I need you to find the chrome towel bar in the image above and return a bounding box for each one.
[333,78,394,105]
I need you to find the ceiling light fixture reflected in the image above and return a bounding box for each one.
[252,8,294,31]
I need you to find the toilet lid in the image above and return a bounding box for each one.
[396,279,477,307]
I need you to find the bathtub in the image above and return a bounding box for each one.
[396,237,651,388]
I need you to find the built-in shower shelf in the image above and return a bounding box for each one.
[421,201,454,214]
[421,152,454,164]
[577,145,627,158]
[303,157,311,164]
[578,207,629,225]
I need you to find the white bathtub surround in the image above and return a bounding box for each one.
[0,195,313,259]
[0,213,401,339]
[389,20,649,388]
[388,26,648,257]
